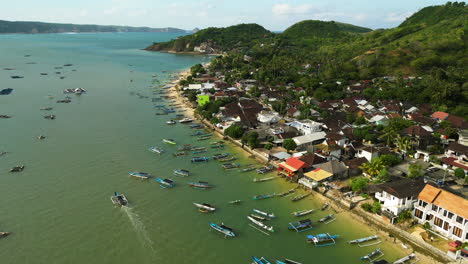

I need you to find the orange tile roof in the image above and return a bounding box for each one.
[285,157,307,170]
[418,184,468,219]
[431,111,449,120]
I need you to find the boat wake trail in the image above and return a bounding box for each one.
[122,206,155,253]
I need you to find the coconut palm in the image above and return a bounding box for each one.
[359,159,385,177]
[379,128,397,146]
[395,135,411,153]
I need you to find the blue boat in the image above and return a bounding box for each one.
[190,131,204,136]
[251,256,272,264]
[155,178,174,188]
[252,193,276,200]
[187,181,213,189]
[288,219,313,232]
[360,248,383,261]
[306,233,339,246]
[128,171,151,179]
[192,150,208,154]
[213,153,229,160]
[189,124,202,129]
[191,157,209,163]
[210,144,224,149]
[209,222,236,237]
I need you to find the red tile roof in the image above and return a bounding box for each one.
[431,111,449,120]
[285,157,307,170]
[441,157,468,171]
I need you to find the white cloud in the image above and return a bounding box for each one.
[272,3,314,16]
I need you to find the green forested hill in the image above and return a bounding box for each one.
[0,20,187,34]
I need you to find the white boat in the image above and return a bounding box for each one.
[193,202,216,212]
[110,192,128,206]
[166,120,177,125]
[247,216,274,232]
[252,209,275,218]
[148,146,164,154]
[179,118,194,123]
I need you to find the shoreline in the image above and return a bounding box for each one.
[165,68,450,264]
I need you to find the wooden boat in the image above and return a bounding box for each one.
[193,202,216,212]
[37,135,46,140]
[191,157,209,163]
[209,222,235,237]
[288,219,313,232]
[10,165,25,172]
[110,192,128,206]
[321,203,329,210]
[179,118,193,123]
[291,192,311,202]
[253,176,276,182]
[0,88,13,95]
[173,151,186,157]
[347,235,378,244]
[251,256,272,264]
[360,248,383,261]
[256,165,274,174]
[240,166,256,172]
[187,181,212,189]
[177,144,192,151]
[39,107,53,110]
[247,216,274,233]
[306,233,338,246]
[148,146,164,154]
[162,139,176,145]
[128,171,151,179]
[166,120,177,125]
[192,150,207,154]
[155,178,175,188]
[278,187,298,197]
[250,214,267,221]
[275,259,302,264]
[210,140,224,145]
[217,156,237,162]
[44,114,56,120]
[0,232,11,239]
[252,209,275,218]
[0,115,12,119]
[213,153,229,160]
[222,163,240,169]
[189,124,202,129]
[173,169,190,177]
[210,144,225,149]
[393,253,416,264]
[191,147,206,151]
[318,214,336,224]
[228,200,242,204]
[155,112,168,115]
[252,193,276,200]
[292,209,314,217]
[197,136,211,141]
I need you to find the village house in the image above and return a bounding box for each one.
[431,111,449,121]
[299,168,333,189]
[292,132,327,151]
[344,157,368,176]
[287,120,323,135]
[459,130,468,146]
[356,146,380,162]
[217,99,263,128]
[313,160,348,179]
[257,111,281,125]
[373,178,426,220]
[402,125,434,150]
[277,157,308,181]
[413,184,468,242]
[299,153,327,168]
[442,142,468,172]
[446,115,468,130]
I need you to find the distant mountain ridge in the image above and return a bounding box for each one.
[0,20,189,34]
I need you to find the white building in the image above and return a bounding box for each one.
[292,132,326,151]
[356,146,380,162]
[257,111,280,124]
[374,179,426,218]
[413,184,468,242]
[287,120,323,135]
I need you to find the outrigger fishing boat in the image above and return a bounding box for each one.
[321,203,329,210]
[292,209,314,217]
[252,209,275,218]
[250,214,268,221]
[360,248,384,261]
[191,156,209,163]
[192,150,207,154]
[177,144,192,151]
[211,144,225,149]
[278,187,299,197]
[275,259,302,264]
[110,192,128,206]
[291,192,312,202]
[253,193,276,200]
[128,171,151,179]
[228,200,242,204]
[251,256,272,264]
[253,176,276,182]
[173,169,190,177]
[162,139,176,145]
[173,151,186,157]
[318,214,336,224]
[306,233,339,246]
[179,118,193,123]
[148,146,164,154]
[218,156,237,162]
[187,181,213,189]
[393,253,416,264]
[347,235,379,246]
[209,222,235,237]
[222,163,240,169]
[288,219,313,232]
[166,120,177,125]
[247,216,274,233]
[240,166,256,172]
[193,202,216,212]
[155,178,175,188]
[256,165,274,174]
[213,153,229,160]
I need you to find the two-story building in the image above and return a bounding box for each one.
[413,184,468,242]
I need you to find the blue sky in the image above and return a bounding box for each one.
[0,0,450,30]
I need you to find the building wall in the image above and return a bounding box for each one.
[375,191,416,216]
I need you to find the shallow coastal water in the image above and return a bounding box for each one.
[0,33,407,263]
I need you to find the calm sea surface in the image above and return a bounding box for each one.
[0,32,405,264]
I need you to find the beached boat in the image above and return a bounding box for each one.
[110,192,128,206]
[166,120,177,125]
[155,178,175,188]
[318,214,336,224]
[10,165,25,172]
[291,192,312,202]
[179,118,193,123]
[191,157,209,163]
[162,139,176,145]
[253,176,276,182]
[187,181,212,189]
[347,235,378,244]
[228,200,242,204]
[173,169,190,177]
[321,203,329,210]
[247,216,274,233]
[252,257,272,264]
[128,171,151,179]
[0,88,13,95]
[209,222,235,237]
[306,233,339,246]
[360,248,383,261]
[288,219,313,232]
[252,193,276,200]
[393,253,416,264]
[222,163,240,169]
[292,209,314,217]
[256,165,274,174]
[277,187,298,197]
[148,146,164,154]
[193,202,216,212]
[0,232,11,239]
[252,209,275,218]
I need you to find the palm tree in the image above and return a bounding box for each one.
[395,135,411,153]
[360,159,385,177]
[379,128,397,146]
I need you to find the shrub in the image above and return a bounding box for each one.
[264,143,273,150]
[351,177,368,192]
[395,210,413,223]
[224,124,244,139]
[283,139,297,152]
[454,168,465,179]
[361,203,373,212]
[371,202,382,213]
